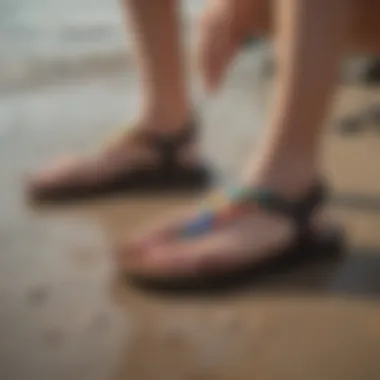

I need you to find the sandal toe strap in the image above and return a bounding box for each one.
[241,182,326,237]
[180,182,326,239]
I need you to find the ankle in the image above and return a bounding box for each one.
[244,152,318,199]
[139,105,192,134]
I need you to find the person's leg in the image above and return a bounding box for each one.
[122,0,189,131]
[28,0,270,199]
[197,0,269,92]
[28,0,197,197]
[117,0,353,277]
[243,0,353,196]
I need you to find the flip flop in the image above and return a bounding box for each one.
[125,182,344,291]
[28,120,212,202]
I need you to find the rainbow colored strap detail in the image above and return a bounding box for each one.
[179,187,266,239]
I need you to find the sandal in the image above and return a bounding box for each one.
[125,182,344,291]
[28,120,211,202]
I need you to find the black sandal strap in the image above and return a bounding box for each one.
[245,182,326,231]
[143,119,197,170]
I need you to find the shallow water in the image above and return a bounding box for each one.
[0,0,205,89]
[0,0,203,77]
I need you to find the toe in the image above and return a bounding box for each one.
[28,156,85,195]
[114,240,146,270]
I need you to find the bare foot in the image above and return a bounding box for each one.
[28,120,204,199]
[116,177,330,280]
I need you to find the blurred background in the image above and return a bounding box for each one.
[0,0,204,88]
[1,1,380,380]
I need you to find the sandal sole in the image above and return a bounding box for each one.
[125,226,346,294]
[28,165,213,204]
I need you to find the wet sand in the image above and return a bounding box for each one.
[1,51,380,380]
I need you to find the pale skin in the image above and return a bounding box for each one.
[31,0,380,277]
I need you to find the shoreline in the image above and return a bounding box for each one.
[0,49,134,92]
[0,13,197,92]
